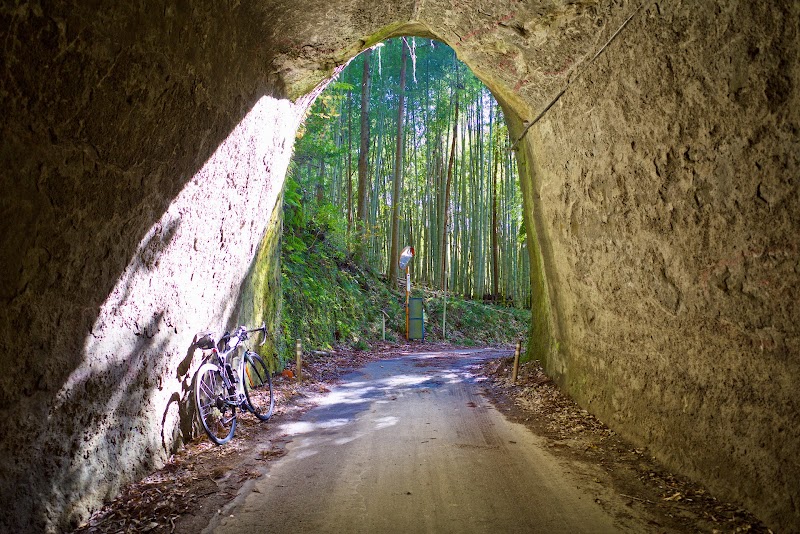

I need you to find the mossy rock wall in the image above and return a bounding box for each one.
[236,195,284,369]
[519,3,800,531]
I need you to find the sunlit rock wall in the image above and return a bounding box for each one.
[519,2,800,531]
[0,3,303,532]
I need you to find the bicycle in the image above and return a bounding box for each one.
[192,324,275,445]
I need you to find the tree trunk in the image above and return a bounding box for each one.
[388,40,407,284]
[491,125,500,301]
[347,89,354,233]
[317,160,325,205]
[441,94,458,291]
[356,49,372,264]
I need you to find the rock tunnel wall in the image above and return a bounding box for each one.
[0,3,304,531]
[519,2,799,531]
[0,0,798,532]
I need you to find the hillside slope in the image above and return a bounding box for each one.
[278,180,531,363]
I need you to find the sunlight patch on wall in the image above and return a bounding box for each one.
[44,94,305,518]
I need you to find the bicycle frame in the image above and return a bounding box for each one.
[210,338,246,407]
[206,324,266,407]
[193,323,271,445]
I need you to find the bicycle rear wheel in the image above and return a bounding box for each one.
[194,363,237,444]
[243,352,275,421]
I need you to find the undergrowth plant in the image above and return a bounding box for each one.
[280,177,405,361]
[278,176,531,363]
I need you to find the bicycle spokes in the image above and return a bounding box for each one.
[194,363,237,445]
[194,329,276,445]
[244,352,275,421]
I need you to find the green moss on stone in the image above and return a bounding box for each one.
[237,196,283,371]
[362,22,409,49]
[514,137,557,369]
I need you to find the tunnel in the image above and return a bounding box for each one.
[0,1,798,532]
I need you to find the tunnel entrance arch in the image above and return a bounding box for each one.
[2,2,798,532]
[282,36,534,347]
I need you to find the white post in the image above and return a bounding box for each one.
[295,338,303,382]
[405,266,410,340]
[443,229,448,340]
[443,292,447,340]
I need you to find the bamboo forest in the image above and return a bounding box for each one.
[288,37,531,308]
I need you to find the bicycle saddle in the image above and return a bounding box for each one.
[194,331,216,350]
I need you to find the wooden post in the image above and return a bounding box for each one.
[405,265,410,340]
[442,238,447,341]
[295,338,303,382]
[511,339,521,383]
[442,293,447,341]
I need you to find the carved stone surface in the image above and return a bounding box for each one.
[0,1,797,531]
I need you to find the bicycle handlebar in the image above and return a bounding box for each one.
[231,323,268,345]
[250,322,268,346]
[196,323,268,351]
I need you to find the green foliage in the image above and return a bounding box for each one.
[423,296,530,345]
[289,37,531,307]
[279,181,529,358]
[280,37,534,359]
[280,182,405,358]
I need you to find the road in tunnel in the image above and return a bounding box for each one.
[2,2,797,530]
[205,349,632,534]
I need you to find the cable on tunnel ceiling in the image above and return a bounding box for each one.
[510,1,649,151]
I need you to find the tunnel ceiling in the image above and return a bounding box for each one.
[264,0,621,120]
[2,1,798,532]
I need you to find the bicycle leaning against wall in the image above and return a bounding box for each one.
[192,324,275,445]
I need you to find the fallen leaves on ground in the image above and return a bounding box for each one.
[75,347,773,534]
[73,341,445,534]
[479,357,772,534]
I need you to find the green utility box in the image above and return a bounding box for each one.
[408,297,425,340]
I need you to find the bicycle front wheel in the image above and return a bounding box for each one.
[243,352,275,421]
[194,362,237,444]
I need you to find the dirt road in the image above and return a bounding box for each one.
[205,348,630,533]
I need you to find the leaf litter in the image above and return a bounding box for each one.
[73,341,442,534]
[479,356,773,534]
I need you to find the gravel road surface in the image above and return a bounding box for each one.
[206,348,623,533]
